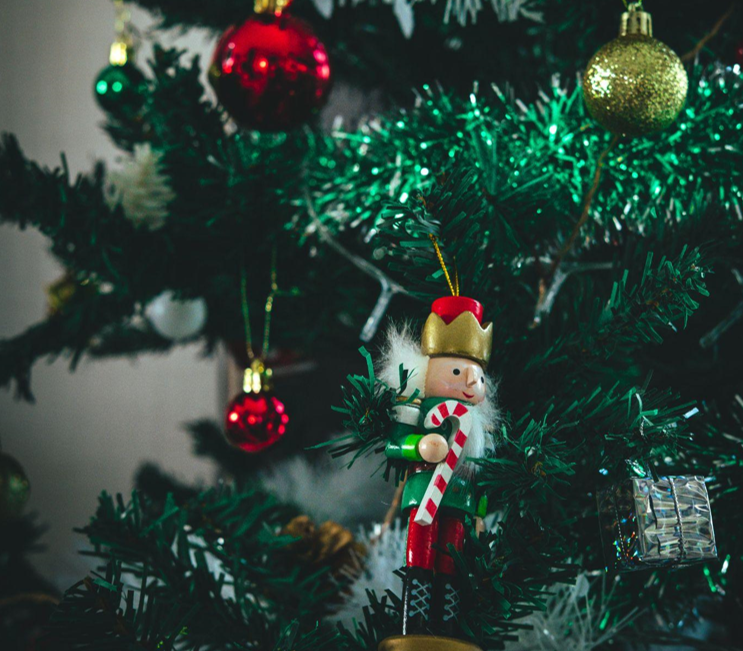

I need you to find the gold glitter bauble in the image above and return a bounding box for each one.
[583,15,688,137]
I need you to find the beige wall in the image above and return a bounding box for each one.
[0,1,220,589]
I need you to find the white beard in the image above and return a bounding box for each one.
[378,322,499,475]
[456,397,498,477]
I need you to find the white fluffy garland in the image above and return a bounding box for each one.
[331,521,407,630]
[259,454,396,527]
[509,573,640,651]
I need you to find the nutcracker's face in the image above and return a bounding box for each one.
[424,356,486,405]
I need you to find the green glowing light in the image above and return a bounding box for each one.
[96,80,108,94]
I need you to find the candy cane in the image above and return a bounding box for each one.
[413,400,472,526]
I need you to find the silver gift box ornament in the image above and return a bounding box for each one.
[597,476,717,572]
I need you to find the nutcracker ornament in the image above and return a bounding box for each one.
[376,294,496,651]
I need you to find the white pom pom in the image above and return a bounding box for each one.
[145,291,207,341]
[108,143,175,231]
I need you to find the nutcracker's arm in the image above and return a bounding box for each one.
[385,402,425,462]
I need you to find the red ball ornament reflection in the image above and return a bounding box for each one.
[209,13,332,131]
[225,391,289,453]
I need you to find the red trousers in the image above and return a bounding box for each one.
[406,507,465,576]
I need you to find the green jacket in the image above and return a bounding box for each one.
[386,396,487,518]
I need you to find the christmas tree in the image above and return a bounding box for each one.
[1,0,742,649]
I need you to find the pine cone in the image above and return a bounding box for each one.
[281,515,365,575]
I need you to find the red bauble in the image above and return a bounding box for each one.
[736,42,743,66]
[225,390,289,453]
[209,13,332,131]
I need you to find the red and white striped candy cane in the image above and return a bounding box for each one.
[413,400,472,526]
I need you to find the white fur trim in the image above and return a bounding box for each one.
[456,390,498,477]
[377,322,429,397]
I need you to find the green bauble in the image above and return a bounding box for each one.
[0,452,30,519]
[94,63,147,115]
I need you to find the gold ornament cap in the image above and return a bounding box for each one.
[243,358,274,394]
[420,297,493,368]
[378,635,482,651]
[109,39,133,66]
[111,1,135,66]
[254,0,292,15]
[620,3,653,37]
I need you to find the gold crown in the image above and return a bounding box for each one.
[421,311,493,367]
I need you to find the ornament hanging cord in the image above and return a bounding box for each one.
[240,245,279,361]
[429,234,459,297]
[113,0,129,35]
[110,0,137,65]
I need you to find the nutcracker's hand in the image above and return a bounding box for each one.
[418,433,449,463]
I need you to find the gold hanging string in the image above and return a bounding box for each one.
[110,0,133,66]
[240,267,256,361]
[262,246,278,360]
[241,245,279,363]
[429,234,459,297]
[114,0,127,35]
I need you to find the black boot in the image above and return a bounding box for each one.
[402,566,434,635]
[433,573,462,638]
